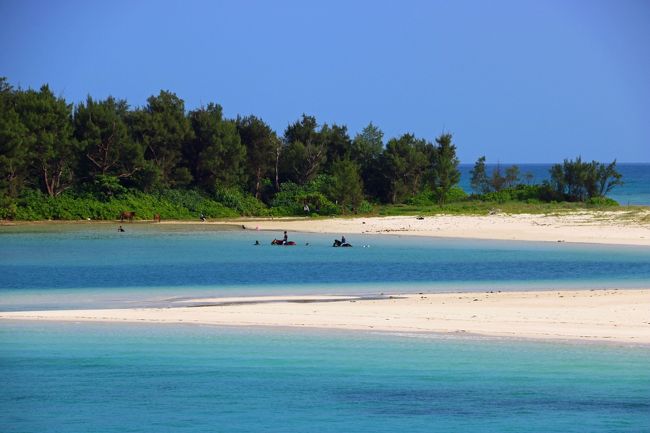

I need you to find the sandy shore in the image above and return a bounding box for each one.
[4,210,650,245]
[2,289,649,344]
[219,211,650,246]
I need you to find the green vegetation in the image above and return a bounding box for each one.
[0,77,625,221]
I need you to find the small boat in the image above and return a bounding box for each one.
[332,239,352,247]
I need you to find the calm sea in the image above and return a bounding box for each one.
[1,227,650,432]
[458,162,650,205]
[1,226,650,310]
[1,322,649,433]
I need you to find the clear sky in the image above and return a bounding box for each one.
[1,0,649,163]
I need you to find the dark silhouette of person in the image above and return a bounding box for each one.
[118,225,125,232]
[283,231,288,244]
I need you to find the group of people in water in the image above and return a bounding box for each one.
[256,231,351,247]
[117,222,351,247]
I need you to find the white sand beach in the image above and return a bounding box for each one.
[219,211,650,246]
[3,289,649,344]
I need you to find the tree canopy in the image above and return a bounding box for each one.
[0,77,624,220]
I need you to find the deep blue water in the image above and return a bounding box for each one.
[457,163,650,205]
[1,322,649,433]
[1,225,650,310]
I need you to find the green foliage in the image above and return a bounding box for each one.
[441,186,468,203]
[321,123,353,172]
[357,200,374,214]
[271,180,339,216]
[478,190,512,203]
[130,90,193,186]
[322,159,364,212]
[73,96,142,184]
[237,115,278,199]
[188,104,246,191]
[10,188,237,221]
[13,84,79,197]
[0,195,18,219]
[586,196,619,206]
[408,187,467,205]
[473,184,551,203]
[0,78,29,197]
[383,134,432,203]
[549,157,622,202]
[469,156,519,194]
[351,122,383,167]
[0,77,627,220]
[432,133,460,205]
[470,156,489,194]
[91,174,128,200]
[280,115,327,185]
[213,187,268,216]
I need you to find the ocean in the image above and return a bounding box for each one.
[1,322,649,433]
[457,162,650,206]
[1,226,650,432]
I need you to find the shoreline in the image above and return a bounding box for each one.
[3,211,650,246]
[224,212,650,246]
[2,289,649,345]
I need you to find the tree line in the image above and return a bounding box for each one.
[0,77,622,219]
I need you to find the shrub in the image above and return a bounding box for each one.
[357,200,374,214]
[271,181,339,216]
[586,196,619,206]
[213,187,268,216]
[407,187,467,206]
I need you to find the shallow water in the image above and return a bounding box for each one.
[1,322,649,433]
[2,226,650,432]
[1,225,649,310]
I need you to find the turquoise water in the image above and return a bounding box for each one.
[1,322,649,433]
[2,227,650,432]
[458,163,650,205]
[1,225,650,310]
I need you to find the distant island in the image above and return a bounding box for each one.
[1,78,624,221]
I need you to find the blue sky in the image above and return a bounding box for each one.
[1,0,649,162]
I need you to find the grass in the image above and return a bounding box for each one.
[374,200,627,217]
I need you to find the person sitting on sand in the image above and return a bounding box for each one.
[200,213,206,222]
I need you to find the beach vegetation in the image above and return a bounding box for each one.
[548,157,623,202]
[0,77,627,220]
[470,156,522,194]
[432,133,461,205]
